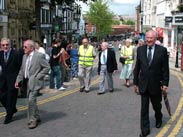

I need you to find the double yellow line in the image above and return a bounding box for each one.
[0,77,100,118]
[156,70,183,137]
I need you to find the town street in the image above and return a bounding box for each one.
[0,46,183,137]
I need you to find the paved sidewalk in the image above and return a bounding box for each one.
[169,57,182,72]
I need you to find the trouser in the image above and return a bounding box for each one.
[60,63,66,83]
[50,66,62,89]
[27,90,40,122]
[0,82,18,117]
[19,78,28,97]
[78,65,93,91]
[71,62,78,78]
[99,65,113,93]
[140,92,162,133]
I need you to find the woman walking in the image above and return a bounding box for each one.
[120,38,134,87]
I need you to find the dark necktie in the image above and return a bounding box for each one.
[4,52,8,63]
[147,47,152,65]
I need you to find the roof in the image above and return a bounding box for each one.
[112,25,135,29]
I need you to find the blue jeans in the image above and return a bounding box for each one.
[49,66,62,89]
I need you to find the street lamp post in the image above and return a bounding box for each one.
[175,46,179,68]
[175,33,182,68]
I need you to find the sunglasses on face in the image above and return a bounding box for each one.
[2,44,9,47]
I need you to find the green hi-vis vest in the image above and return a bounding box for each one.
[79,45,94,66]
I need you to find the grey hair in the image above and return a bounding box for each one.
[1,37,11,45]
[105,42,108,47]
[126,38,132,43]
[26,39,35,49]
[138,39,144,43]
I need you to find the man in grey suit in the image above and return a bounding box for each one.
[15,39,50,129]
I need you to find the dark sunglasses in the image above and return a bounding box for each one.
[2,44,9,47]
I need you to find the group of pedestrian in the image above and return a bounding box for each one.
[112,30,169,137]
[0,30,170,137]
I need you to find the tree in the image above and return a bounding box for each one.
[113,20,120,25]
[86,0,113,40]
[122,20,135,25]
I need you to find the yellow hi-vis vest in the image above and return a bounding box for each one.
[79,45,94,66]
[121,46,134,64]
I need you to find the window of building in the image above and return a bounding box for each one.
[0,0,4,10]
[41,9,46,23]
[46,10,50,23]
[0,26,3,38]
[41,9,51,24]
[10,0,15,2]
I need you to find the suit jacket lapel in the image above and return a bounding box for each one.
[6,50,13,65]
[143,45,149,66]
[29,52,36,70]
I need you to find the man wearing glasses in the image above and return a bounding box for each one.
[0,38,21,124]
[15,40,50,129]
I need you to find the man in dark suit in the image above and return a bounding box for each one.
[97,42,117,95]
[133,30,169,137]
[0,38,21,124]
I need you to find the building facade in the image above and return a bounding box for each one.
[140,0,183,58]
[0,0,36,48]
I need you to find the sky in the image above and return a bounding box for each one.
[80,0,140,15]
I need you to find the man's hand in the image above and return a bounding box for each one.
[161,85,168,96]
[134,85,139,95]
[15,82,20,89]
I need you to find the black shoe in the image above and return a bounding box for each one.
[84,90,90,93]
[18,94,27,98]
[80,87,85,92]
[109,89,114,92]
[37,119,41,124]
[37,92,43,96]
[139,131,150,137]
[156,121,162,128]
[97,92,105,95]
[13,108,17,114]
[4,116,12,124]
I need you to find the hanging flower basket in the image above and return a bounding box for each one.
[177,4,183,12]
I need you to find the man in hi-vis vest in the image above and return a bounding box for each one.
[78,38,96,93]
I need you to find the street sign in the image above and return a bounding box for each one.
[175,16,183,23]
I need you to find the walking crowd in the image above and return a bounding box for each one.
[0,30,169,137]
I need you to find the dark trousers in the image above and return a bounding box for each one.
[19,78,28,97]
[140,92,162,133]
[0,83,18,117]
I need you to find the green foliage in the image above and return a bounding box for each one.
[122,20,135,25]
[113,20,120,25]
[177,4,183,12]
[86,0,113,39]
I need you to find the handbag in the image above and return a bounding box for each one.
[119,57,126,64]
[119,46,126,64]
